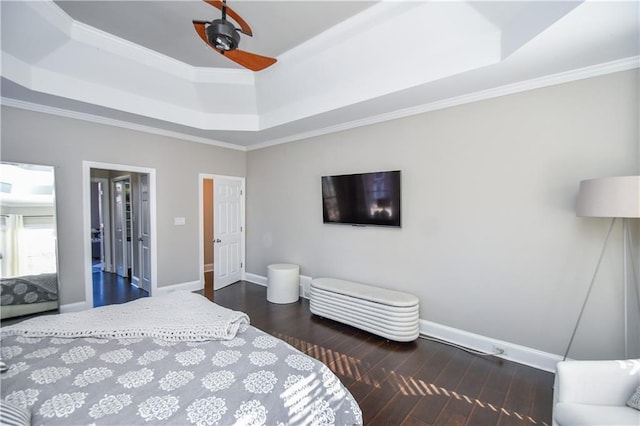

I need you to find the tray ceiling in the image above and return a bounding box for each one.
[1,0,638,150]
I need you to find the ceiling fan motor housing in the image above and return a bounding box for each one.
[207,19,240,51]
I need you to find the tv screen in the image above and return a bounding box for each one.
[322,170,401,227]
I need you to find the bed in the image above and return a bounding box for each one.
[0,292,362,425]
[0,273,59,320]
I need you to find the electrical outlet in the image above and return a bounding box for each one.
[492,345,506,356]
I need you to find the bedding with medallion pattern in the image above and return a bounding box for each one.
[0,273,58,306]
[0,292,362,425]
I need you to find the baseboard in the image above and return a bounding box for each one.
[245,272,267,286]
[420,320,563,373]
[155,280,203,295]
[244,274,561,372]
[61,281,203,313]
[59,301,90,313]
[64,275,561,372]
[244,273,312,299]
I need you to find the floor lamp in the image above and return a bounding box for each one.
[564,176,640,360]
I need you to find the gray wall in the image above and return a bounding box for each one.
[246,70,640,359]
[1,106,246,305]
[2,69,638,360]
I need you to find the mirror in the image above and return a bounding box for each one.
[0,162,59,320]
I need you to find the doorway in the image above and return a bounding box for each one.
[199,174,245,299]
[83,161,157,309]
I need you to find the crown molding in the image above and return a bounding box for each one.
[32,0,254,86]
[247,56,640,151]
[2,57,636,153]
[0,97,246,152]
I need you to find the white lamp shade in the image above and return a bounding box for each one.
[576,176,640,218]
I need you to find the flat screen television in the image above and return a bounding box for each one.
[321,170,401,227]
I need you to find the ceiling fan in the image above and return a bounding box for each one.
[192,0,277,72]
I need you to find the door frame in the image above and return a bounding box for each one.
[83,161,158,309]
[198,173,246,289]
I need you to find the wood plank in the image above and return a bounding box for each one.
[530,368,555,426]
[211,281,555,426]
[434,354,497,425]
[363,340,436,423]
[466,359,518,425]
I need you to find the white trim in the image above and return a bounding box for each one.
[83,161,158,309]
[251,271,563,373]
[1,98,245,152]
[63,272,561,372]
[245,272,267,287]
[198,174,246,291]
[2,57,636,152]
[239,275,564,371]
[419,320,563,373]
[59,301,89,313]
[154,280,203,295]
[32,0,255,86]
[244,273,313,300]
[300,275,313,298]
[247,56,640,151]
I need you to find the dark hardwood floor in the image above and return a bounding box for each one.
[211,281,554,426]
[1,268,150,325]
[1,274,554,423]
[92,268,148,307]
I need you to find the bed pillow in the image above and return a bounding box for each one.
[628,386,640,410]
[0,400,31,426]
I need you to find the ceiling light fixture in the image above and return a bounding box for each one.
[206,19,240,52]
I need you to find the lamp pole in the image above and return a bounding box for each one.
[563,218,616,361]
[570,176,640,360]
[623,218,628,358]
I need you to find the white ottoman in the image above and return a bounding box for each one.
[267,264,300,304]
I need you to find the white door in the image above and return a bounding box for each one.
[213,178,243,290]
[139,174,152,293]
[94,178,112,273]
[97,181,106,270]
[113,179,128,277]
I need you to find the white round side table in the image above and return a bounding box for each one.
[267,264,300,304]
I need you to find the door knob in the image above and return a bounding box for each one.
[214,239,222,243]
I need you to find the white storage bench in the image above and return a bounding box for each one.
[310,277,420,342]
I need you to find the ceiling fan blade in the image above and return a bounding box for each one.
[193,21,210,45]
[202,0,253,36]
[224,49,277,72]
[193,21,276,71]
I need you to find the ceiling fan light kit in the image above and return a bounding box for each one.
[207,19,240,52]
[193,0,277,71]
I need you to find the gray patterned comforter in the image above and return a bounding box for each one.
[0,273,58,305]
[0,300,362,425]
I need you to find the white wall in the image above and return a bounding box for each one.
[246,69,640,360]
[1,106,246,306]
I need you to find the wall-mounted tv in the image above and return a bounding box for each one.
[322,170,401,227]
